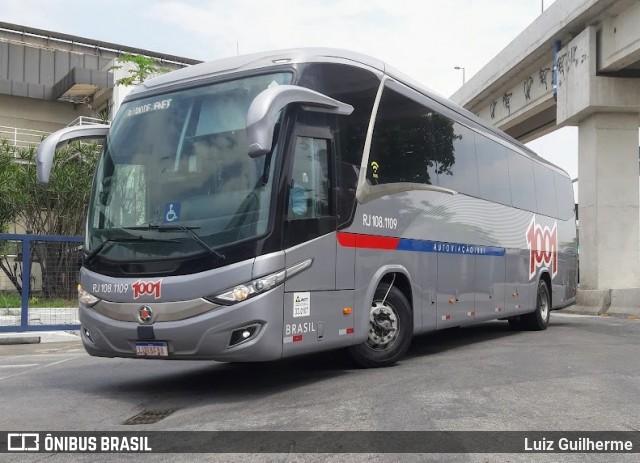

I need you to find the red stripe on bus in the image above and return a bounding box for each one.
[337,232,357,247]
[293,335,303,342]
[337,232,400,250]
[346,327,355,334]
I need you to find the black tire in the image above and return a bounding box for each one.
[507,316,523,330]
[348,283,413,368]
[519,279,551,331]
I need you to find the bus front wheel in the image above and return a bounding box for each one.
[348,283,413,368]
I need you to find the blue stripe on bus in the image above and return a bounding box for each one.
[397,238,505,256]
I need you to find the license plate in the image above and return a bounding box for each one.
[135,341,168,357]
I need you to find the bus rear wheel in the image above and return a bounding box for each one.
[510,279,551,331]
[348,283,413,368]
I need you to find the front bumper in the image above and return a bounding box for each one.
[79,286,284,362]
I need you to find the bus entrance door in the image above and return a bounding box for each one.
[281,129,354,356]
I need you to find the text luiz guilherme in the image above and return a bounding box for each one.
[525,436,633,452]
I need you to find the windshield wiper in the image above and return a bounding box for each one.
[124,224,225,261]
[85,233,179,265]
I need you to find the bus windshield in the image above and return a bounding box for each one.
[86,72,292,261]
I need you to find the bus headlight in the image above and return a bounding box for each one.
[232,285,252,302]
[78,284,100,307]
[206,258,313,305]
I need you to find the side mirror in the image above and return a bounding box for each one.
[246,85,353,157]
[36,124,110,184]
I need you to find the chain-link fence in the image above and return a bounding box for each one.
[0,234,83,332]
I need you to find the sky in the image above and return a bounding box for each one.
[3,0,579,186]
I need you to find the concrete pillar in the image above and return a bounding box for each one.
[578,112,640,294]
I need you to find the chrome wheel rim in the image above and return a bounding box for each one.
[539,288,549,321]
[368,300,399,349]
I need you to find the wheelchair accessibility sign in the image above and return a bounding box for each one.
[163,203,181,223]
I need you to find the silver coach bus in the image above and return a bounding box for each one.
[36,49,577,367]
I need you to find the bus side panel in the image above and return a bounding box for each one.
[281,290,355,357]
[505,248,531,315]
[281,232,358,356]
[436,254,476,328]
[475,254,507,321]
[336,236,355,290]
[525,214,574,310]
[348,194,437,336]
[284,233,337,291]
[554,218,578,308]
[419,253,438,333]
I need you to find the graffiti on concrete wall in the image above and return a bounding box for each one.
[482,41,586,122]
[502,92,513,114]
[556,44,587,87]
[539,67,551,90]
[557,52,567,83]
[523,76,534,100]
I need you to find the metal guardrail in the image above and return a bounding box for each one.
[1,117,107,154]
[0,234,83,332]
[0,125,49,149]
[66,116,105,127]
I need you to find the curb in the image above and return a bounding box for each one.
[0,331,80,345]
[0,335,41,345]
[558,305,640,320]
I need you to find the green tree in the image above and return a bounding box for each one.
[0,140,100,298]
[0,140,19,233]
[110,53,170,87]
[0,141,21,292]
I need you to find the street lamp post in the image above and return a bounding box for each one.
[454,66,466,85]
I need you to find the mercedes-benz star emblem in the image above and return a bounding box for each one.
[138,305,153,324]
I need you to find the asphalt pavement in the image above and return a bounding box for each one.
[0,311,638,462]
[1,303,636,346]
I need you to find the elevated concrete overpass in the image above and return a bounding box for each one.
[452,0,640,313]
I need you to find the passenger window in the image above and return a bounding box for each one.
[369,86,443,186]
[298,62,379,171]
[369,84,481,197]
[554,173,575,220]
[533,163,558,218]
[436,122,479,197]
[507,152,537,212]
[475,136,512,205]
[287,137,330,220]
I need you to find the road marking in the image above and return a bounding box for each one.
[0,364,39,368]
[0,356,81,382]
[553,313,599,318]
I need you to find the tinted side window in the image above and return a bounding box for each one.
[298,62,379,227]
[475,135,512,205]
[297,62,378,169]
[533,163,558,217]
[554,173,575,220]
[287,137,331,220]
[369,86,449,186]
[437,123,479,197]
[507,152,537,212]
